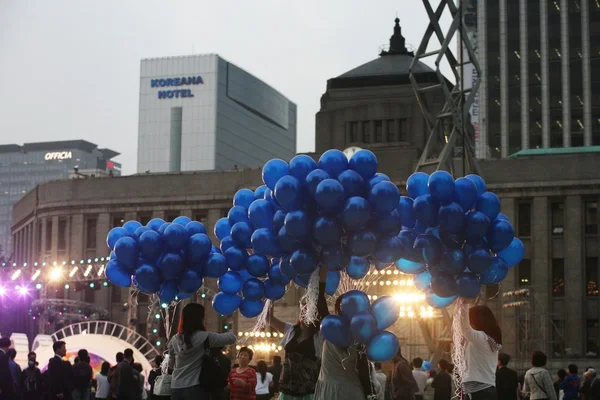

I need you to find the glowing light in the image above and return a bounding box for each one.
[238,332,243,337]
[50,268,63,281]
[11,269,21,280]
[156,341,161,346]
[69,267,78,278]
[0,287,5,297]
[161,303,168,309]
[89,283,95,288]
[152,328,158,334]
[83,265,92,277]
[35,283,42,290]
[64,284,70,290]
[18,286,28,296]
[97,265,105,276]
[155,313,161,319]
[31,270,41,281]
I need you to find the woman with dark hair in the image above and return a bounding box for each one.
[167,302,236,400]
[267,267,330,400]
[457,302,502,399]
[522,351,556,400]
[148,355,169,400]
[228,347,257,400]
[386,348,418,400]
[254,360,273,400]
[95,362,111,399]
[313,294,380,399]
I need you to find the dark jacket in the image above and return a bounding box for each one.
[72,361,93,392]
[496,366,518,400]
[561,374,581,400]
[386,358,418,400]
[112,360,140,400]
[47,355,73,400]
[589,377,600,400]
[0,349,14,400]
[432,370,452,400]
[268,363,282,394]
[20,365,43,400]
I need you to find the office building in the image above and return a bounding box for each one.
[0,140,121,259]
[137,54,296,173]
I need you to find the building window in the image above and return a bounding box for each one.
[45,221,52,252]
[139,214,152,226]
[374,121,383,143]
[551,202,564,235]
[193,211,208,224]
[349,122,360,143]
[386,120,396,142]
[585,201,598,234]
[111,287,122,303]
[552,258,565,297]
[552,320,565,358]
[166,213,179,222]
[362,123,370,143]
[587,320,599,357]
[58,219,67,250]
[587,257,599,296]
[138,292,149,304]
[85,287,95,303]
[517,202,532,237]
[518,259,531,287]
[399,119,408,142]
[85,218,97,250]
[111,215,124,228]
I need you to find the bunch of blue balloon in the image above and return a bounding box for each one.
[396,171,525,308]
[211,149,405,318]
[320,291,401,362]
[105,217,223,304]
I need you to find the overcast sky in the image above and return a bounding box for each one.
[0,0,451,175]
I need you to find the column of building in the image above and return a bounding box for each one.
[540,0,551,148]
[519,0,529,150]
[581,0,593,146]
[564,196,584,354]
[499,0,509,157]
[532,196,550,355]
[560,0,571,147]
[476,0,488,159]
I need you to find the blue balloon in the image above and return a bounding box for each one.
[326,270,341,295]
[224,246,248,271]
[439,249,467,275]
[313,216,341,247]
[172,216,191,227]
[369,181,400,214]
[147,218,165,232]
[468,248,493,274]
[268,264,291,285]
[487,220,515,253]
[395,258,426,274]
[263,187,279,208]
[204,253,228,278]
[414,234,442,265]
[318,149,348,177]
[123,220,142,236]
[277,226,302,253]
[321,246,345,271]
[234,189,255,209]
[273,210,286,232]
[367,331,399,362]
[220,236,235,253]
[414,270,433,291]
[321,315,351,347]
[413,194,441,227]
[337,170,365,198]
[138,230,163,262]
[350,230,377,257]
[177,269,203,294]
[465,211,491,242]
[294,273,310,288]
[428,171,455,204]
[279,255,296,278]
[185,221,207,237]
[159,280,178,303]
[134,263,162,293]
[350,312,378,344]
[373,235,403,263]
[466,174,486,196]
[274,175,302,212]
[456,272,481,298]
[407,172,429,199]
[289,154,317,181]
[371,209,402,236]
[305,169,330,198]
[349,149,378,180]
[425,289,457,309]
[214,218,232,241]
[228,205,250,226]
[211,245,222,254]
[107,227,129,250]
[213,292,242,315]
[397,196,416,229]
[347,256,370,280]
[251,228,280,256]
[438,202,465,233]
[476,192,501,221]
[106,260,132,287]
[114,237,138,269]
[158,222,171,235]
[341,197,372,232]
[133,226,150,242]
[439,229,466,250]
[284,210,310,238]
[480,257,509,285]
[431,274,457,298]
[454,177,478,211]
[238,269,253,282]
[339,290,370,320]
[290,249,318,276]
[188,233,212,264]
[397,229,420,262]
[368,173,391,191]
[246,254,269,277]
[264,279,286,300]
[248,199,275,230]
[242,278,265,301]
[230,222,253,248]
[164,224,188,252]
[498,238,525,267]
[422,361,432,372]
[218,271,243,294]
[176,292,195,301]
[315,179,345,211]
[263,159,290,190]
[496,213,509,221]
[371,296,400,330]
[240,299,264,318]
[158,252,185,281]
[254,185,268,200]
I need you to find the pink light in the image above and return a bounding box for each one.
[0,287,5,296]
[18,285,28,296]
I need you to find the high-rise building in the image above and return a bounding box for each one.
[463,0,600,158]
[0,140,121,259]
[137,54,297,173]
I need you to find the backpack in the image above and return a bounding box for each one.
[24,368,38,392]
[198,338,229,391]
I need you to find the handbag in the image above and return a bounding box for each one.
[153,354,172,396]
[198,337,229,391]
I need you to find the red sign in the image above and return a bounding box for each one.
[107,161,115,169]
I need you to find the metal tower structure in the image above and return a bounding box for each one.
[409,0,482,176]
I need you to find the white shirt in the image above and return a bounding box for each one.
[412,369,428,395]
[95,373,110,398]
[255,372,273,395]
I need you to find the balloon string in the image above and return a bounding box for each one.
[299,269,320,327]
